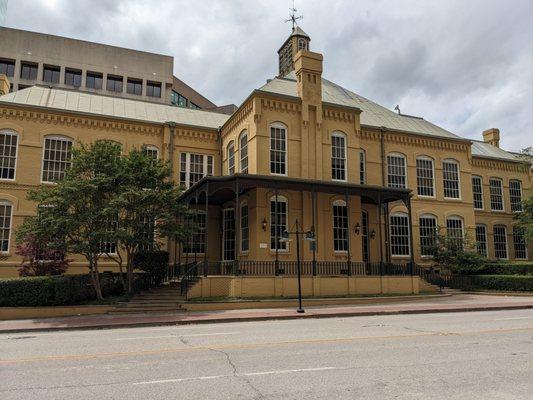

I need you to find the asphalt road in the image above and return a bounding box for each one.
[1,309,533,399]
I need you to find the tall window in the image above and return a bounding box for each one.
[227,141,235,175]
[270,124,287,175]
[331,132,346,181]
[513,226,527,260]
[419,215,437,256]
[489,178,504,211]
[332,200,348,252]
[222,208,236,261]
[0,201,12,252]
[41,136,73,183]
[361,210,369,262]
[239,131,248,173]
[64,68,82,87]
[179,153,213,188]
[298,38,308,51]
[416,157,435,197]
[493,226,508,259]
[0,130,18,180]
[142,145,158,161]
[509,180,522,212]
[475,224,488,257]
[472,176,484,210]
[387,153,407,188]
[270,195,288,251]
[183,211,206,254]
[86,72,103,89]
[446,216,464,241]
[106,75,123,93]
[99,216,118,255]
[139,213,156,251]
[241,202,249,252]
[443,159,460,199]
[359,149,366,184]
[390,213,410,256]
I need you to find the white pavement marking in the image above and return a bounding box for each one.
[115,332,241,341]
[133,367,337,385]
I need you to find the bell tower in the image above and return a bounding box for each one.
[278,5,310,77]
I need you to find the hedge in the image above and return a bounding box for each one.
[449,275,533,292]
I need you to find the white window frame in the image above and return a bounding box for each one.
[472,175,484,210]
[359,149,366,184]
[419,214,438,257]
[493,225,508,260]
[239,131,248,173]
[416,156,435,198]
[270,195,288,252]
[99,216,118,256]
[513,225,528,260]
[442,159,461,199]
[489,178,505,212]
[183,210,206,255]
[331,132,347,182]
[0,200,13,254]
[0,129,19,181]
[179,153,214,189]
[240,201,249,253]
[387,153,407,189]
[41,135,73,183]
[222,208,235,261]
[390,212,410,257]
[227,141,235,175]
[332,200,348,252]
[509,180,523,213]
[475,224,488,257]
[269,123,287,176]
[298,38,308,51]
[446,216,464,240]
[142,145,159,160]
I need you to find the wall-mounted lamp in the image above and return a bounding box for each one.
[354,223,361,235]
[261,217,268,231]
[370,229,376,239]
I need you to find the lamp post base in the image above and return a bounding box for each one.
[297,308,305,314]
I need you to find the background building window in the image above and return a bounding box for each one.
[513,226,527,260]
[331,133,346,181]
[359,149,366,184]
[126,78,143,95]
[509,180,523,212]
[475,224,487,256]
[43,65,60,84]
[0,130,18,180]
[179,153,213,188]
[227,141,235,175]
[183,212,206,254]
[390,213,410,256]
[241,202,249,252]
[333,200,348,252]
[64,68,82,87]
[270,124,287,175]
[443,160,460,199]
[489,178,504,211]
[146,81,161,98]
[472,176,484,210]
[416,157,435,197]
[239,131,248,173]
[171,90,188,107]
[106,75,123,92]
[387,154,407,188]
[20,62,38,80]
[222,209,235,261]
[0,59,15,77]
[41,137,73,182]
[270,196,288,251]
[86,72,103,89]
[419,215,437,256]
[189,102,200,109]
[0,201,13,252]
[493,225,508,259]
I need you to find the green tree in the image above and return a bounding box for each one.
[515,196,533,242]
[430,232,486,275]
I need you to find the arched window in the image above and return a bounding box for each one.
[472,176,483,210]
[240,201,249,252]
[387,153,407,188]
[227,141,235,175]
[142,145,159,161]
[390,212,410,256]
[0,200,13,253]
[443,159,460,199]
[270,123,287,175]
[416,156,435,197]
[41,136,73,183]
[493,225,508,259]
[475,224,487,256]
[298,38,308,51]
[0,129,18,180]
[239,131,248,173]
[332,200,348,252]
[489,178,504,211]
[359,149,366,184]
[331,132,347,181]
[419,214,437,256]
[270,195,288,251]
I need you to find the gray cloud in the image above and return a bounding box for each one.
[5,0,532,151]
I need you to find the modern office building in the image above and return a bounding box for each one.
[0,0,7,26]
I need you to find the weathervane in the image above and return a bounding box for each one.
[285,0,303,29]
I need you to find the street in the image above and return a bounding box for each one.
[1,309,532,399]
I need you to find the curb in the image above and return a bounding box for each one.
[2,303,533,334]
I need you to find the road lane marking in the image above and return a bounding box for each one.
[133,367,337,385]
[115,332,241,341]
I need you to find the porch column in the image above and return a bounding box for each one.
[204,183,209,270]
[384,203,391,263]
[345,191,351,276]
[377,194,384,276]
[406,196,415,275]
[311,186,317,276]
[194,192,198,265]
[234,178,240,275]
[274,186,279,275]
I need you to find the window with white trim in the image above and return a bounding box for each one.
[331,133,346,181]
[227,141,235,175]
[0,201,12,252]
[41,136,73,182]
[416,157,434,197]
[332,200,348,252]
[489,178,504,211]
[179,153,213,188]
[509,180,522,212]
[270,124,287,175]
[390,213,410,256]
[99,216,118,255]
[493,225,508,259]
[239,131,248,173]
[222,208,235,261]
[446,216,464,241]
[475,224,488,256]
[387,153,407,188]
[359,149,366,184]
[183,211,206,254]
[270,195,288,251]
[142,145,158,161]
[139,213,156,251]
[0,130,18,180]
[472,176,483,210]
[443,160,460,199]
[241,202,249,252]
[298,38,308,51]
[513,226,527,260]
[419,215,437,256]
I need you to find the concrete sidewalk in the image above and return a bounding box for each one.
[1,293,533,333]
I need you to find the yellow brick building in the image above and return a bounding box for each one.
[0,26,530,278]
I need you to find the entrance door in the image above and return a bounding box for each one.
[362,210,370,263]
[222,208,236,261]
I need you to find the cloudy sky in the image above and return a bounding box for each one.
[4,0,532,151]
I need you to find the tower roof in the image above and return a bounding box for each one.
[278,25,311,53]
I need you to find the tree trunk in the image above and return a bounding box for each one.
[126,249,134,295]
[89,257,104,301]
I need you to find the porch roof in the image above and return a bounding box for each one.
[179,174,411,205]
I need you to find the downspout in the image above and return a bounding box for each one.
[218,126,223,175]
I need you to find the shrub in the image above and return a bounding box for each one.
[15,232,70,277]
[477,262,533,276]
[133,250,169,286]
[431,232,486,275]
[449,275,533,292]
